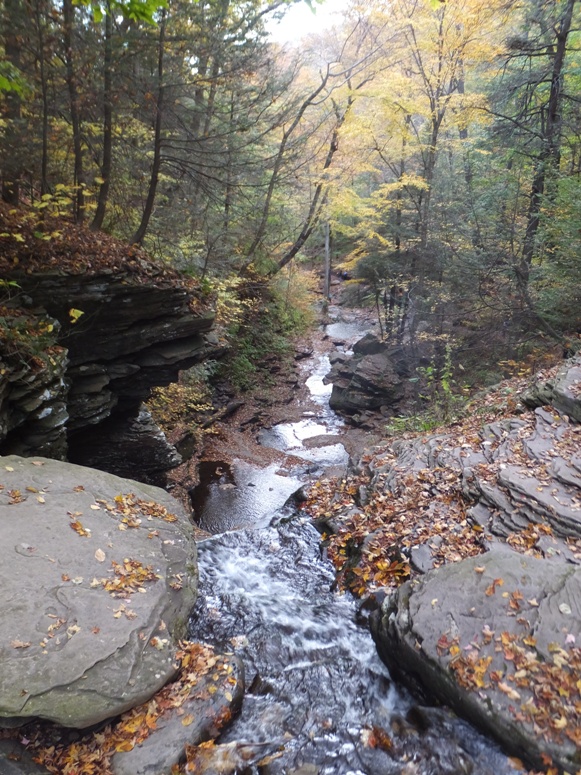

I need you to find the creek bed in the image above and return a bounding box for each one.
[187,330,519,774]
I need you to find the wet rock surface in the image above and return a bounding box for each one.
[190,518,516,775]
[0,455,196,728]
[111,654,244,775]
[0,740,51,774]
[68,407,182,486]
[0,337,69,460]
[374,548,581,772]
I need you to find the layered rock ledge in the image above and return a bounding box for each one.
[0,262,215,479]
[307,354,581,771]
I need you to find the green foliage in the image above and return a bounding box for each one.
[0,306,58,365]
[148,368,213,433]
[83,0,168,25]
[218,268,316,392]
[387,343,468,436]
[384,413,442,436]
[0,61,27,95]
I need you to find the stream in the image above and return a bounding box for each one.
[188,319,519,775]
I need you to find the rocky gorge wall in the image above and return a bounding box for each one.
[0,265,215,481]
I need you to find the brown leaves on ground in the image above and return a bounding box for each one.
[302,366,581,775]
[1,642,235,775]
[302,365,580,597]
[95,558,160,597]
[0,202,209,314]
[438,626,581,763]
[304,462,484,596]
[96,492,179,530]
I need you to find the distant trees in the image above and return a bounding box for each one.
[319,0,581,344]
[0,0,330,267]
[1,0,580,342]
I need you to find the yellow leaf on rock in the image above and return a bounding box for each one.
[181,714,195,726]
[115,740,135,753]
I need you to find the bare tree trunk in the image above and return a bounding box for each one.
[520,0,576,278]
[92,6,113,230]
[277,94,354,272]
[2,0,22,204]
[323,221,331,300]
[133,8,166,246]
[63,0,84,221]
[244,69,334,265]
[33,0,50,196]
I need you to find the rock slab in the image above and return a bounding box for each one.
[112,654,244,775]
[0,455,197,728]
[373,546,581,772]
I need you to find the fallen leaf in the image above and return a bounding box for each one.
[95,548,106,562]
[485,578,504,596]
[11,640,31,649]
[182,714,195,726]
[498,682,521,701]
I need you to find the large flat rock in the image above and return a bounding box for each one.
[0,456,197,728]
[373,546,581,771]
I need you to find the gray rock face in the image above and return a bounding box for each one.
[373,548,581,772]
[68,408,182,486]
[0,455,197,728]
[326,336,412,414]
[0,270,214,477]
[0,341,69,459]
[522,354,581,422]
[332,357,581,770]
[0,741,51,774]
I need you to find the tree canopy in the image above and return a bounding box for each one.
[1,0,580,361]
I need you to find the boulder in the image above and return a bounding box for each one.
[0,455,197,728]
[522,354,581,422]
[0,333,69,459]
[326,337,413,414]
[373,547,581,772]
[0,741,51,774]
[68,408,181,486]
[317,356,581,769]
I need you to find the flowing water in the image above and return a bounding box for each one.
[188,329,519,775]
